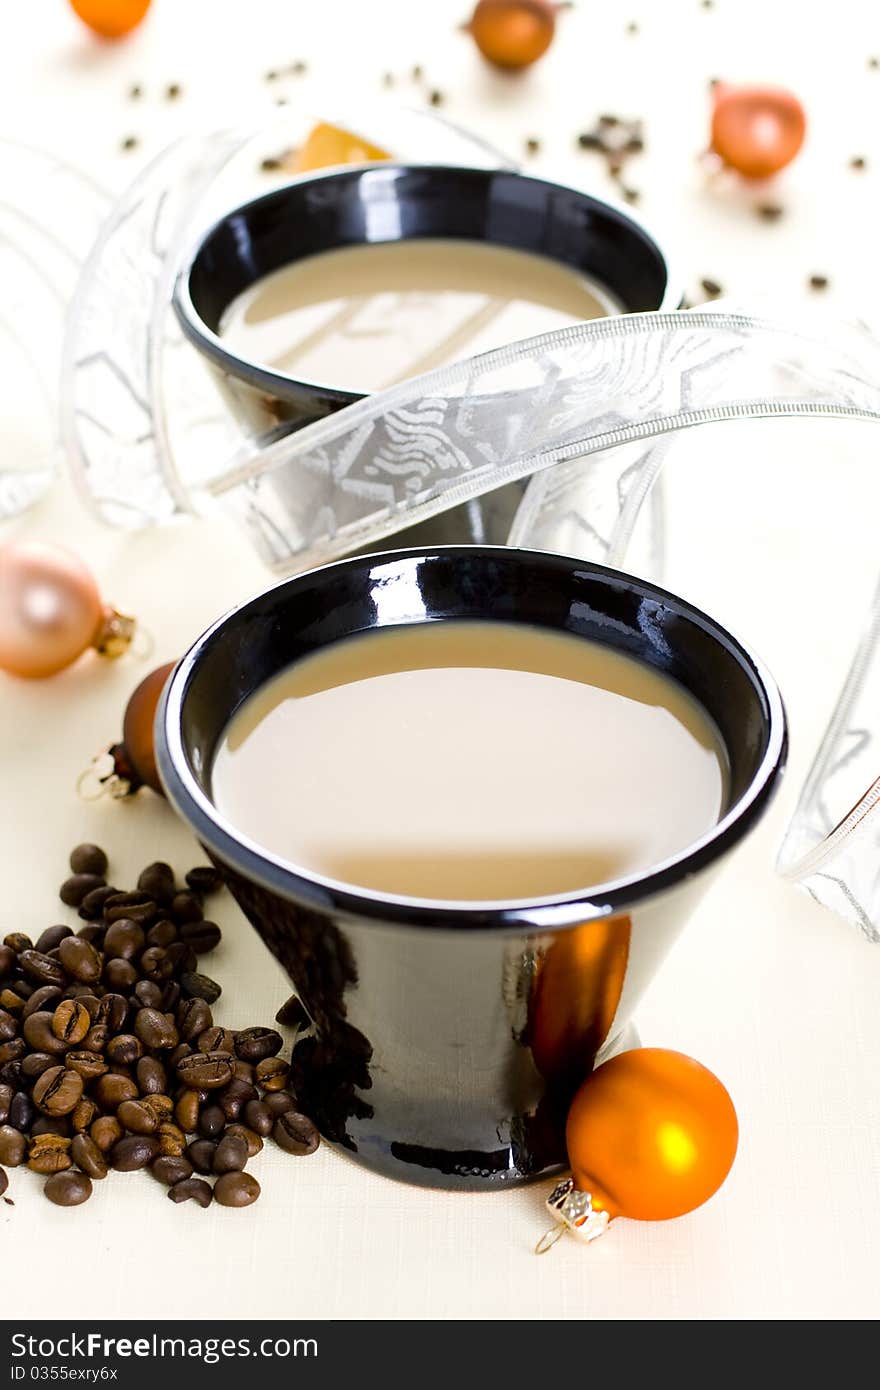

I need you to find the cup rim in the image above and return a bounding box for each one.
[155,545,787,932]
[172,162,681,408]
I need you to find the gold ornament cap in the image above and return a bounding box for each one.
[535,1177,610,1253]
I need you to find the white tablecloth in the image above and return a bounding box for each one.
[2,0,880,1321]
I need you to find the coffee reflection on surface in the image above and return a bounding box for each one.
[211,621,728,902]
[218,238,618,392]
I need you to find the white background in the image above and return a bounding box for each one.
[1,0,880,1321]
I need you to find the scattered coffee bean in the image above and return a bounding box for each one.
[152,1154,192,1186]
[70,1133,108,1180]
[146,920,177,949]
[78,885,117,920]
[93,1074,138,1109]
[0,1125,26,1166]
[197,1026,235,1054]
[178,998,213,1042]
[275,995,308,1029]
[52,1000,90,1045]
[213,1133,248,1174]
[45,1170,92,1206]
[186,1138,217,1174]
[60,874,106,908]
[137,862,176,902]
[134,1008,178,1050]
[243,1100,274,1136]
[19,951,66,988]
[185,866,222,895]
[136,1056,166,1095]
[180,920,222,954]
[111,1134,159,1171]
[71,1097,98,1132]
[157,1121,186,1157]
[264,1090,297,1119]
[226,1123,263,1159]
[65,1050,108,1082]
[0,947,17,979]
[32,1116,69,1137]
[35,926,73,954]
[181,972,221,1004]
[172,892,203,925]
[273,1111,320,1156]
[70,845,108,877]
[57,938,102,984]
[28,1134,72,1174]
[198,1105,226,1139]
[235,1027,282,1063]
[177,1052,234,1091]
[103,919,145,961]
[4,934,33,954]
[33,1066,83,1116]
[175,1089,201,1133]
[214,1172,260,1207]
[255,1057,290,1091]
[89,1116,123,1152]
[117,1099,159,1135]
[168,1176,213,1207]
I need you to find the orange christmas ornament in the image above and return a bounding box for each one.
[537,1048,738,1250]
[710,83,806,179]
[462,0,566,72]
[69,0,151,39]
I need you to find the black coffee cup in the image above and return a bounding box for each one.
[155,546,785,1191]
[174,164,678,548]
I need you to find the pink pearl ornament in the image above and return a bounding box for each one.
[0,541,135,679]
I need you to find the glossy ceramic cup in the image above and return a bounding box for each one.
[173,164,678,547]
[156,547,785,1191]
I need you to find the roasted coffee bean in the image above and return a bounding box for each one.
[28,1134,72,1174]
[58,938,102,984]
[198,1105,226,1138]
[21,1052,54,1082]
[180,920,221,954]
[219,1078,256,1122]
[177,997,212,1042]
[51,1000,90,1045]
[18,950,66,988]
[156,1121,186,1157]
[165,942,197,975]
[116,1098,158,1135]
[33,1066,83,1116]
[35,925,73,954]
[0,1062,22,1088]
[89,1115,122,1152]
[185,1138,217,1174]
[185,866,221,895]
[169,1043,192,1069]
[103,919,145,961]
[22,986,64,1020]
[70,1133,108,1180]
[83,1025,110,1055]
[32,1115,70,1137]
[136,1056,166,1096]
[168,1176,212,1206]
[104,959,138,991]
[226,1123,262,1159]
[0,946,16,979]
[45,1170,92,1206]
[275,995,308,1029]
[180,971,220,1004]
[158,981,181,1013]
[23,1012,70,1057]
[134,1008,178,1051]
[76,924,105,945]
[214,1171,260,1207]
[133,982,160,1012]
[0,1009,18,1043]
[0,990,25,1014]
[139,946,173,983]
[79,884,117,920]
[232,1061,254,1083]
[176,1052,234,1090]
[4,933,32,954]
[106,1034,142,1066]
[0,1125,25,1166]
[60,874,106,908]
[70,844,108,877]
[146,920,177,949]
[273,1111,320,1156]
[71,1097,99,1133]
[111,1134,159,1171]
[243,1100,274,1137]
[256,1058,290,1092]
[93,1074,138,1109]
[174,1089,201,1133]
[197,1026,235,1055]
[93,994,128,1032]
[137,862,176,903]
[213,1133,248,1174]
[0,1038,24,1065]
[104,892,157,926]
[171,892,203,925]
[152,1154,192,1185]
[65,984,98,1000]
[235,1027,282,1063]
[144,1093,173,1118]
[65,1051,108,1083]
[263,1090,297,1119]
[0,1084,11,1124]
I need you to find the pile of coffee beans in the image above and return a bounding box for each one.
[0,846,320,1209]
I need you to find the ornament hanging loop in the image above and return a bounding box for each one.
[534,1225,566,1255]
[534,1177,611,1254]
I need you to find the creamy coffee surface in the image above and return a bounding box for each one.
[210,622,728,903]
[218,238,617,391]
